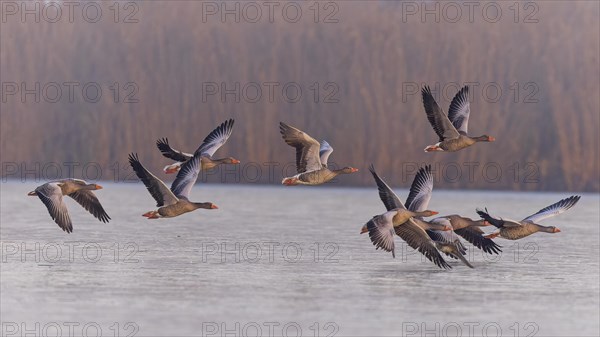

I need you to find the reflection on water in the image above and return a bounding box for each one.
[1,181,599,336]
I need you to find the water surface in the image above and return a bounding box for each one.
[1,182,598,336]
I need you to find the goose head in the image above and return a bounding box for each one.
[339,167,359,174]
[416,210,439,217]
[475,135,495,142]
[84,183,103,190]
[225,157,241,164]
[194,202,218,209]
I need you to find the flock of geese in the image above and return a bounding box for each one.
[27,86,581,269]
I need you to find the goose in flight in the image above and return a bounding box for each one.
[404,165,502,256]
[422,85,495,152]
[128,153,218,219]
[477,196,580,240]
[279,122,358,186]
[402,165,473,268]
[28,179,110,233]
[156,119,239,174]
[361,165,451,269]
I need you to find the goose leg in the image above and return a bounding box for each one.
[484,232,500,239]
[142,210,160,218]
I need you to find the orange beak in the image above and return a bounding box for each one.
[443,225,452,231]
[424,145,441,152]
[360,226,368,234]
[94,184,103,190]
[430,211,439,215]
[488,136,496,142]
[553,228,561,233]
[231,159,241,164]
[350,168,359,173]
[165,168,178,174]
[211,204,219,209]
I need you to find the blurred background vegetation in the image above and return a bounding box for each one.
[1,1,598,191]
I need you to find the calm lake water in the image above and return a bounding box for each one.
[1,181,599,336]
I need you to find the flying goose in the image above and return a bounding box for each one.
[128,153,218,219]
[422,86,495,152]
[361,165,451,269]
[156,119,239,174]
[28,179,110,233]
[405,165,502,255]
[477,196,581,240]
[279,122,358,185]
[403,165,473,268]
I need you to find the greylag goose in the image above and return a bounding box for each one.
[403,165,473,268]
[476,196,581,240]
[279,122,358,185]
[422,86,495,152]
[405,165,502,255]
[27,179,110,233]
[361,165,451,269]
[128,153,217,219]
[156,119,239,174]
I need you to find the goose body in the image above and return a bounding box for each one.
[477,196,580,240]
[421,86,495,152]
[279,122,358,186]
[28,179,110,233]
[157,119,239,174]
[128,153,217,219]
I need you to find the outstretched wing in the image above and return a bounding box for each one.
[128,153,178,207]
[170,152,202,199]
[405,165,433,213]
[447,86,471,134]
[279,122,322,173]
[35,183,73,233]
[156,138,193,162]
[454,227,502,255]
[395,219,452,269]
[427,218,466,255]
[319,140,334,168]
[522,195,581,223]
[68,190,111,223]
[368,164,405,211]
[422,86,460,141]
[365,212,396,258]
[195,119,235,158]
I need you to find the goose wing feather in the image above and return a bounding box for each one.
[422,86,460,141]
[35,183,73,233]
[128,153,178,207]
[447,86,471,134]
[279,122,322,173]
[195,119,235,158]
[68,190,111,223]
[522,195,581,223]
